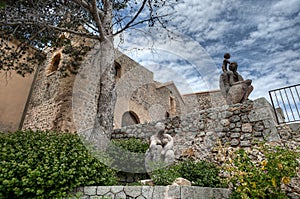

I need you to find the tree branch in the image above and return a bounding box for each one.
[0,21,100,40]
[90,0,105,41]
[113,14,169,36]
[71,0,104,19]
[113,0,147,35]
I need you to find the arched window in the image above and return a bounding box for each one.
[49,53,61,73]
[170,96,176,113]
[121,111,140,127]
[114,62,122,79]
[165,112,170,119]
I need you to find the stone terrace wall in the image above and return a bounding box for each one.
[112,97,282,159]
[182,90,226,114]
[277,122,300,149]
[74,186,230,199]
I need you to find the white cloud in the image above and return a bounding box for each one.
[116,0,300,103]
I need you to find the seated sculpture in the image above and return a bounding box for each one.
[220,61,253,105]
[145,122,175,171]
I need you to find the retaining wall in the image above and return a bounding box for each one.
[112,97,282,160]
[74,186,230,199]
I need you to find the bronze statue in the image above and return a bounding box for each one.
[219,56,253,105]
[222,53,231,72]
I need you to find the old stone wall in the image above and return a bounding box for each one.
[182,90,226,114]
[22,49,77,132]
[112,97,283,160]
[277,122,300,149]
[114,54,184,129]
[74,186,230,199]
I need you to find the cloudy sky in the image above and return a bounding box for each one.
[116,0,300,104]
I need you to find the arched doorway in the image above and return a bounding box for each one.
[121,111,140,127]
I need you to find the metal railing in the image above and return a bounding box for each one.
[269,84,300,124]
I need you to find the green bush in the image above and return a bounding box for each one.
[225,146,300,199]
[0,130,117,199]
[179,159,224,187]
[106,138,149,173]
[106,138,150,182]
[151,158,224,187]
[151,163,181,185]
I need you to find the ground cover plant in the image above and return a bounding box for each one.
[0,130,117,199]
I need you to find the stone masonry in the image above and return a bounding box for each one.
[74,186,231,199]
[112,97,285,160]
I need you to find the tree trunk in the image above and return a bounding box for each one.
[95,38,116,138]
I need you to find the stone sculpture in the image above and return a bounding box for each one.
[145,122,175,171]
[220,57,253,105]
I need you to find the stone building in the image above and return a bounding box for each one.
[0,38,226,133]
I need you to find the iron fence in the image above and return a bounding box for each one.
[269,84,300,124]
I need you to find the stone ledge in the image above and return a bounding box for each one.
[74,186,231,199]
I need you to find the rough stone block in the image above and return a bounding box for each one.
[84,186,97,196]
[263,127,280,142]
[230,133,240,138]
[242,123,252,132]
[229,123,235,129]
[220,119,230,127]
[124,186,142,198]
[212,188,231,199]
[181,187,212,199]
[289,123,300,132]
[240,140,251,147]
[111,186,124,194]
[230,139,240,146]
[230,115,240,122]
[166,185,181,198]
[115,191,127,199]
[241,133,252,140]
[104,192,114,199]
[96,186,111,195]
[241,115,249,122]
[253,131,263,137]
[152,186,167,199]
[141,186,154,198]
[232,128,241,132]
[254,122,264,131]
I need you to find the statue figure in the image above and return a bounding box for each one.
[220,59,253,105]
[222,53,231,72]
[220,53,231,98]
[145,122,175,171]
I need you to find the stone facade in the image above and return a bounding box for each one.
[74,186,231,199]
[18,40,222,133]
[22,48,79,132]
[113,53,185,129]
[183,90,226,113]
[112,97,291,160]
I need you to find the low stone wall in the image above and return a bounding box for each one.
[112,97,281,160]
[75,186,231,199]
[277,122,300,149]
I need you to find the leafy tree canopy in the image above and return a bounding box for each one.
[0,0,175,75]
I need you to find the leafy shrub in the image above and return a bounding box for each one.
[0,130,117,199]
[179,159,224,187]
[106,138,150,182]
[151,158,224,187]
[106,138,149,173]
[225,145,299,199]
[151,163,181,185]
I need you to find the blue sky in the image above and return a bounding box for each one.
[116,0,300,102]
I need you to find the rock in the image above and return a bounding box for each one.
[140,179,154,186]
[172,178,192,186]
[242,123,252,132]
